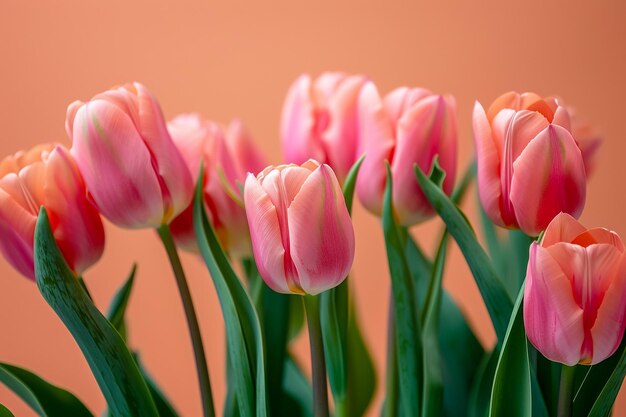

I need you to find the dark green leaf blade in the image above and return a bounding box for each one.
[382,164,422,417]
[587,339,626,417]
[488,285,531,417]
[0,403,15,417]
[0,363,93,417]
[415,162,513,342]
[193,170,267,417]
[33,209,158,417]
[106,264,136,339]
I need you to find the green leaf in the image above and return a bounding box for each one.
[382,164,422,417]
[282,356,313,417]
[33,209,158,417]
[587,338,626,417]
[415,162,513,342]
[420,232,448,417]
[469,350,499,417]
[135,354,179,417]
[0,363,93,417]
[0,403,15,417]
[342,154,366,216]
[488,286,531,417]
[106,265,136,341]
[193,171,267,417]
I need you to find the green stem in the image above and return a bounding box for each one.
[157,225,215,417]
[384,292,398,417]
[557,365,576,417]
[304,294,330,417]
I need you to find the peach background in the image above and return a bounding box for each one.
[1,1,625,416]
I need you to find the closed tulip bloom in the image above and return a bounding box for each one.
[356,82,458,226]
[524,213,626,365]
[281,72,368,181]
[66,82,193,229]
[0,144,104,280]
[244,160,354,295]
[169,114,266,257]
[473,91,586,236]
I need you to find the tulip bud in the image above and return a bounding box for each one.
[168,114,266,257]
[244,160,354,295]
[66,82,193,229]
[281,72,368,182]
[0,144,104,280]
[473,91,586,236]
[524,213,626,365]
[356,82,458,226]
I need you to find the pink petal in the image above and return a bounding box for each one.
[244,174,290,293]
[472,101,504,226]
[541,212,587,247]
[71,100,165,228]
[510,125,586,236]
[225,119,267,178]
[356,82,395,217]
[0,187,37,279]
[552,105,572,131]
[288,164,354,294]
[487,91,521,122]
[524,243,585,365]
[280,75,325,165]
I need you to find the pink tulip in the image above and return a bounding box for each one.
[356,82,458,226]
[244,160,354,295]
[281,72,368,182]
[524,213,626,365]
[66,82,193,229]
[168,114,267,257]
[0,144,104,280]
[473,91,586,236]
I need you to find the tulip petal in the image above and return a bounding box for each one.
[510,125,586,236]
[392,94,457,225]
[524,243,584,365]
[486,91,520,122]
[280,75,325,165]
[71,100,165,228]
[473,101,504,226]
[244,174,290,293]
[590,258,626,364]
[225,119,267,178]
[288,164,354,295]
[541,212,587,247]
[356,82,395,216]
[322,75,367,180]
[0,188,37,279]
[552,105,572,131]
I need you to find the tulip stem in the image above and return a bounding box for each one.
[557,365,576,417]
[384,292,399,417]
[304,294,330,417]
[157,225,216,417]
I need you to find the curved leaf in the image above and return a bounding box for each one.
[383,164,422,417]
[587,340,626,417]
[489,286,531,417]
[415,162,512,342]
[0,363,93,417]
[0,403,14,417]
[193,170,267,417]
[33,209,158,417]
[106,264,136,339]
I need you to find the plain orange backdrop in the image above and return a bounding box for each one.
[1,1,626,416]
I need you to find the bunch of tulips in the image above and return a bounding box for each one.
[0,73,622,417]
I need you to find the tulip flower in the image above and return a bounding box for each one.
[66,82,193,229]
[281,72,368,182]
[0,144,104,279]
[168,114,266,256]
[244,160,354,295]
[356,82,458,226]
[524,213,626,365]
[473,91,586,236]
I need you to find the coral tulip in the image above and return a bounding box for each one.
[281,72,368,182]
[66,82,193,229]
[356,82,458,226]
[473,91,586,236]
[0,144,104,279]
[524,213,626,365]
[169,114,266,256]
[244,160,354,295]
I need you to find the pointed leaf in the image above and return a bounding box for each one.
[415,162,513,341]
[489,286,531,417]
[0,404,14,417]
[0,363,93,417]
[106,265,136,341]
[33,209,158,417]
[382,164,422,417]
